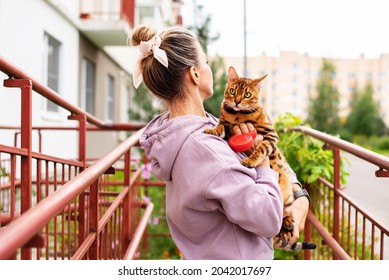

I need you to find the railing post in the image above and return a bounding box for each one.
[68,114,87,248]
[122,150,131,257]
[323,143,341,259]
[304,184,312,260]
[332,147,341,259]
[89,179,99,259]
[4,79,33,260]
[68,114,87,167]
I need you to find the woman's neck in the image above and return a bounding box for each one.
[169,92,206,119]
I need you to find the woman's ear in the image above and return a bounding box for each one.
[189,66,200,85]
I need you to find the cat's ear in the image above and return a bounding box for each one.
[253,74,268,89]
[228,66,239,83]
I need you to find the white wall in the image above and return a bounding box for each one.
[0,0,79,159]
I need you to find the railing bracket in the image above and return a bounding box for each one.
[22,233,45,249]
[105,166,116,174]
[376,168,389,177]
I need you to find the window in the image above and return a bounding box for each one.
[81,58,96,114]
[106,74,115,121]
[45,34,61,112]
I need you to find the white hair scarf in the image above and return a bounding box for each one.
[132,35,169,88]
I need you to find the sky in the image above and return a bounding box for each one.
[181,0,389,59]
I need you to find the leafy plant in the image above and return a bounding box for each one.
[275,112,349,185]
[274,113,351,259]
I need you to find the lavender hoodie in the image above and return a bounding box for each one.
[140,112,284,259]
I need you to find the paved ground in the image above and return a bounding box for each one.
[341,152,389,259]
[342,153,389,227]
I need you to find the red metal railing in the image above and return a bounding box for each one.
[79,0,135,27]
[0,55,150,260]
[294,126,389,260]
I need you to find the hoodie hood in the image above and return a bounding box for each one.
[139,112,218,181]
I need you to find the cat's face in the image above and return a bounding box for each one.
[222,66,267,114]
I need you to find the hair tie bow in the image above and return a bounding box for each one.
[132,35,169,88]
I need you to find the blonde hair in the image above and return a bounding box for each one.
[129,25,200,101]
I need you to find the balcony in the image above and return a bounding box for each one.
[79,0,134,47]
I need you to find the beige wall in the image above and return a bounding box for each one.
[79,35,133,159]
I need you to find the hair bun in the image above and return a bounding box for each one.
[129,25,157,47]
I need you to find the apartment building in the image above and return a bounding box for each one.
[223,52,389,127]
[0,0,183,160]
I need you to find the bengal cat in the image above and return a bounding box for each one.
[204,66,314,251]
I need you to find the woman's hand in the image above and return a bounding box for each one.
[232,123,269,167]
[283,184,309,244]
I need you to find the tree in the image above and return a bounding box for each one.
[307,59,341,134]
[187,5,220,54]
[345,84,387,136]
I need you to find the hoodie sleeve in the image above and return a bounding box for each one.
[204,162,283,237]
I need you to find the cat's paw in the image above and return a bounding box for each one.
[272,236,286,249]
[204,128,217,135]
[275,216,295,247]
[203,128,225,138]
[203,128,213,134]
[282,215,294,231]
[276,229,293,248]
[240,158,257,168]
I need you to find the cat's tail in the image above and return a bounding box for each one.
[284,242,317,251]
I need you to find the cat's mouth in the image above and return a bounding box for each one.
[223,104,257,114]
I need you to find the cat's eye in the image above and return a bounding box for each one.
[229,88,236,95]
[244,92,252,98]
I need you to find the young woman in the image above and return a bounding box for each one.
[129,25,309,259]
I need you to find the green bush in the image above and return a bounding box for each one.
[364,135,389,151]
[274,113,351,259]
[275,113,349,185]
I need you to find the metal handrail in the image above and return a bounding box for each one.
[0,128,144,260]
[0,55,102,126]
[293,125,389,260]
[0,56,143,130]
[307,211,351,260]
[124,202,155,260]
[1,54,152,259]
[292,126,389,171]
[0,124,145,131]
